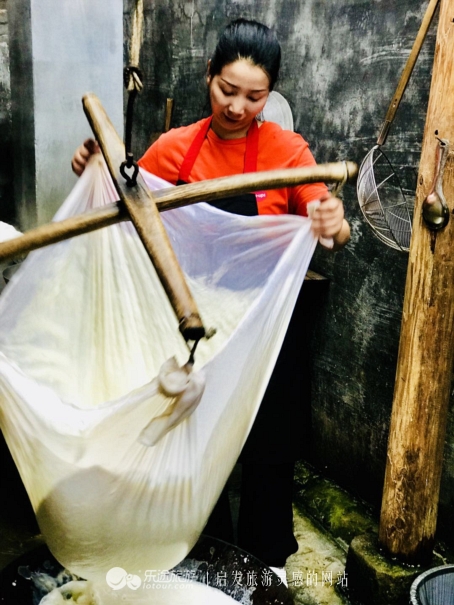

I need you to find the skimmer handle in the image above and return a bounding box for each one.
[377,0,440,146]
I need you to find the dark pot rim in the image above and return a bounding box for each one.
[0,536,293,605]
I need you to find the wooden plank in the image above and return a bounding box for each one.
[0,161,357,263]
[378,0,454,564]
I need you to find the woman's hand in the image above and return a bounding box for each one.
[310,192,350,250]
[71,138,100,176]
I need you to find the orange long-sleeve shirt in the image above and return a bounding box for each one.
[139,117,328,217]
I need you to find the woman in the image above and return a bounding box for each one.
[72,18,350,582]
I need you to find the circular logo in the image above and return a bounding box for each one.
[106,567,142,591]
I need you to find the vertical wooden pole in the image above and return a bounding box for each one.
[379,0,454,564]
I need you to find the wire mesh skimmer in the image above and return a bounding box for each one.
[357,146,413,251]
[357,0,440,252]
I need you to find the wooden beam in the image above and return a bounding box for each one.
[379,0,454,564]
[0,162,357,262]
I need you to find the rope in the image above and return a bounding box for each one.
[120,0,145,187]
[126,0,144,91]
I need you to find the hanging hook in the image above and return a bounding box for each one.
[120,65,143,187]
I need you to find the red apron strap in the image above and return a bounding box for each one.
[178,117,213,183]
[243,118,259,173]
[178,117,260,183]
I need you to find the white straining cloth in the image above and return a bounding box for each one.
[0,156,317,588]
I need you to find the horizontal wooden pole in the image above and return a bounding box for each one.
[151,161,358,209]
[0,162,357,264]
[0,202,127,261]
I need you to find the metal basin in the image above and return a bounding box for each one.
[410,564,454,605]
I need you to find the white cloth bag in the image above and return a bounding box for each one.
[0,156,317,583]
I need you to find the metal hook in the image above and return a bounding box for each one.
[120,153,139,187]
[120,66,144,187]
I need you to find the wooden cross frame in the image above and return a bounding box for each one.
[0,93,357,342]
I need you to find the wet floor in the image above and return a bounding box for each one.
[286,507,349,604]
[226,465,350,605]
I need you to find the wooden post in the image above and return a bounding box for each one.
[379,0,454,564]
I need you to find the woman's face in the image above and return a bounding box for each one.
[207,59,270,139]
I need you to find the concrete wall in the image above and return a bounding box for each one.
[7,0,124,229]
[125,0,454,546]
[0,0,14,225]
